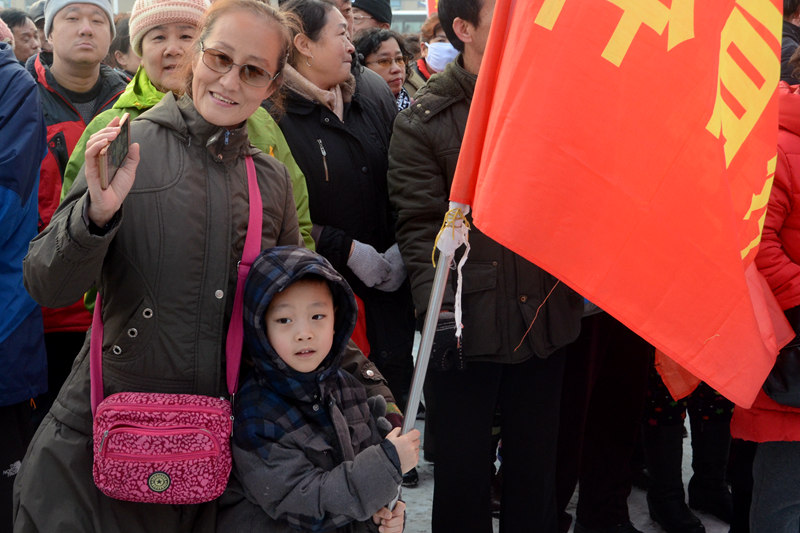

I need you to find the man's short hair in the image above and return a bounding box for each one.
[0,9,34,31]
[438,0,481,53]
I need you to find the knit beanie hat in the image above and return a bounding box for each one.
[44,0,115,38]
[352,0,391,24]
[129,0,208,57]
[0,18,12,45]
[29,0,46,24]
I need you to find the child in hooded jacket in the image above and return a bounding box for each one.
[218,246,420,533]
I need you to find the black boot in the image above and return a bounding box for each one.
[688,417,734,524]
[643,424,705,533]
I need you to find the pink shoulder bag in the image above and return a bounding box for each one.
[90,156,262,504]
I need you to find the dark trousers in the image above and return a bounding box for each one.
[729,438,757,533]
[1,400,38,532]
[34,331,86,429]
[556,313,651,529]
[428,350,566,533]
[751,441,800,533]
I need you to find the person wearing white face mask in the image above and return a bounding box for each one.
[404,12,458,99]
[425,40,459,72]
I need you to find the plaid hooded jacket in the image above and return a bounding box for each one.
[219,246,402,533]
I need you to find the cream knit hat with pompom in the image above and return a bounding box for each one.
[129,0,208,57]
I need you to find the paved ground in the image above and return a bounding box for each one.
[400,419,730,533]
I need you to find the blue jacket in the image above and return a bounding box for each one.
[0,42,48,405]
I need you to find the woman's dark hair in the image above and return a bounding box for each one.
[786,0,800,20]
[353,27,409,75]
[105,15,132,69]
[182,0,296,111]
[281,0,336,67]
[353,28,407,62]
[790,45,800,80]
[403,33,420,60]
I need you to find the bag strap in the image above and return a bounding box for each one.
[225,155,262,396]
[90,155,263,416]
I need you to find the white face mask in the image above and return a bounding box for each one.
[425,41,459,73]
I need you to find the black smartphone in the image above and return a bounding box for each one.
[99,113,130,190]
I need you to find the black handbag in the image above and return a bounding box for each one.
[763,306,800,407]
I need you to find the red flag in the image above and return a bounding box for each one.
[428,0,438,16]
[450,0,794,407]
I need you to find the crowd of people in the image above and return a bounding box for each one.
[2,0,800,531]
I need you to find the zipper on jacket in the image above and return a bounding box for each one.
[224,130,231,145]
[317,139,329,182]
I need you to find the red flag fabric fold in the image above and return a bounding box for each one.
[451,0,793,407]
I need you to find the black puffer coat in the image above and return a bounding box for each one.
[269,73,414,398]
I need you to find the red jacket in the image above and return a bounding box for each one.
[26,54,126,333]
[731,82,800,442]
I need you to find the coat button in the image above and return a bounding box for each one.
[215,290,224,299]
[142,308,153,318]
[361,166,368,173]
[365,369,375,377]
[312,404,320,411]
[217,154,223,161]
[127,328,138,338]
[324,117,330,123]
[112,345,122,355]
[519,295,527,303]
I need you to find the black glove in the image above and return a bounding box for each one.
[430,311,464,372]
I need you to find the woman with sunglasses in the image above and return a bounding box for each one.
[15,1,303,530]
[354,28,412,110]
[271,0,416,432]
[60,0,315,251]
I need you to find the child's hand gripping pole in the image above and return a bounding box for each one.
[388,203,471,510]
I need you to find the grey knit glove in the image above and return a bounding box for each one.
[347,240,392,287]
[374,243,407,292]
[366,395,393,437]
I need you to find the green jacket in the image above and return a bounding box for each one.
[62,67,314,250]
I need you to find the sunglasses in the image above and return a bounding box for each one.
[200,42,279,87]
[367,55,408,69]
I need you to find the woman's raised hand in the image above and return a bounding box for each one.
[84,114,140,227]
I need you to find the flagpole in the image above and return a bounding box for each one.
[388,251,453,511]
[401,251,452,434]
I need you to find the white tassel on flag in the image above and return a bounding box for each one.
[433,201,471,338]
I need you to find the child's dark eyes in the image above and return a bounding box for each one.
[312,314,326,321]
[275,317,291,324]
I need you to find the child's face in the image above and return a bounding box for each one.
[265,279,336,373]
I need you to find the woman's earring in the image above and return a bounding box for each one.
[306,56,313,67]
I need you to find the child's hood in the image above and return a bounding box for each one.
[242,245,358,387]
